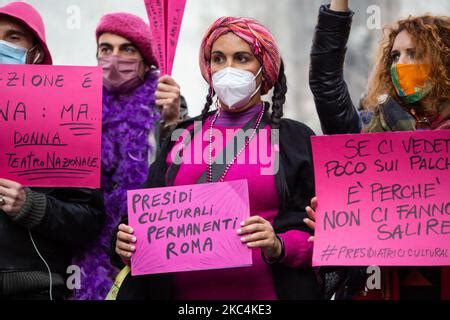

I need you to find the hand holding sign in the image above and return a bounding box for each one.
[0,178,26,216]
[304,197,318,242]
[239,215,283,260]
[115,223,137,265]
[155,75,181,125]
[145,0,187,76]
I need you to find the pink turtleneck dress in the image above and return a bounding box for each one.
[165,104,313,300]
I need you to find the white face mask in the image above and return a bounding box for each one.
[212,67,263,110]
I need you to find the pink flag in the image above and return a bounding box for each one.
[145,0,167,75]
[128,180,252,275]
[166,0,186,75]
[311,130,450,266]
[0,64,102,188]
[144,0,186,75]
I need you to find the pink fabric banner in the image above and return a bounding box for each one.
[0,64,102,188]
[145,0,186,75]
[145,0,167,75]
[311,130,450,266]
[128,179,252,275]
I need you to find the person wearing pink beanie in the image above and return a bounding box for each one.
[94,12,187,123]
[70,12,189,300]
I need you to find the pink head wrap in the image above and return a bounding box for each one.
[199,16,281,95]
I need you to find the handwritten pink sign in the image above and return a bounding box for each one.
[128,179,252,276]
[144,0,186,75]
[0,64,102,188]
[311,130,450,266]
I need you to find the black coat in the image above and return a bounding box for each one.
[0,188,104,277]
[308,5,370,300]
[309,5,361,134]
[111,110,322,300]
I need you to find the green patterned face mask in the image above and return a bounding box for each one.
[391,63,432,104]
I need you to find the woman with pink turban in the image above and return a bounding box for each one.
[112,16,320,300]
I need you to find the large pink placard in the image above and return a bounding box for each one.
[128,179,252,275]
[0,64,102,188]
[311,130,450,266]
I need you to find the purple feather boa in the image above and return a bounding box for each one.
[71,73,160,300]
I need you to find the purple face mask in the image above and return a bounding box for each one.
[98,56,145,94]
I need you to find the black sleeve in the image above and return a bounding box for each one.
[179,95,189,121]
[309,4,362,134]
[270,120,323,300]
[32,188,104,249]
[274,120,316,234]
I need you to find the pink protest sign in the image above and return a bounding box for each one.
[311,130,450,266]
[145,0,186,75]
[0,64,102,188]
[128,179,252,276]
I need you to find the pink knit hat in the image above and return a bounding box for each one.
[96,12,157,67]
[0,1,52,64]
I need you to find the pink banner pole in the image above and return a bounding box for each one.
[145,0,167,75]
